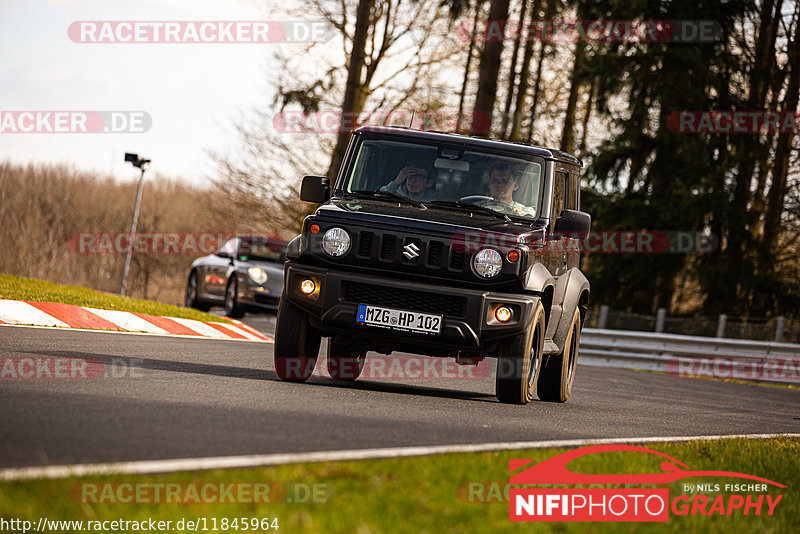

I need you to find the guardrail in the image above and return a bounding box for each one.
[580,328,800,385]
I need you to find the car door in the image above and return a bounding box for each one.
[205,238,237,299]
[564,168,583,270]
[547,169,569,276]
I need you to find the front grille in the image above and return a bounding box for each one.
[342,281,467,317]
[427,241,444,267]
[450,249,466,270]
[358,232,374,257]
[349,229,468,275]
[380,234,397,261]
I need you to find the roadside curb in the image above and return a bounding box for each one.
[0,300,271,342]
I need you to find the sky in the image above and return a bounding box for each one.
[0,0,286,186]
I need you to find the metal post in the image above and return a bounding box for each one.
[775,316,786,343]
[716,313,727,338]
[655,308,666,333]
[120,167,146,296]
[598,305,609,329]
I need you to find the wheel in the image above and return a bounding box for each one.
[224,276,245,318]
[327,337,366,380]
[538,307,581,402]
[495,303,545,405]
[185,270,210,311]
[273,297,321,382]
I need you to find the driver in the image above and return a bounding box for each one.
[487,164,536,216]
[381,163,436,202]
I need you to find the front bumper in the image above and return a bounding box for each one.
[234,275,282,311]
[284,263,541,351]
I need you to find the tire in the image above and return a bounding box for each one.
[495,303,545,405]
[224,277,245,318]
[538,307,581,402]
[327,338,366,380]
[274,297,321,382]
[185,270,210,311]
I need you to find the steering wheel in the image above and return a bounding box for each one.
[459,195,518,215]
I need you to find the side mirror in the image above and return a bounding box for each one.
[554,209,591,238]
[300,175,331,203]
[215,251,231,259]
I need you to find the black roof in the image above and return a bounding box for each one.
[354,126,582,166]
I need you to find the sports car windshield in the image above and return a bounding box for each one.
[237,238,286,263]
[341,138,543,219]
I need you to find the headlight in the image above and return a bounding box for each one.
[473,248,502,278]
[322,227,351,257]
[247,266,268,284]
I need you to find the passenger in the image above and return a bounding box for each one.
[487,164,536,216]
[381,164,436,202]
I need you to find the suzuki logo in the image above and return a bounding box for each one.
[403,242,421,260]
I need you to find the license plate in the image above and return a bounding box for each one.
[357,304,442,335]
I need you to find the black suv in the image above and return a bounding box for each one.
[274,126,590,404]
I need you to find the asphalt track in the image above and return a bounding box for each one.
[1,319,799,469]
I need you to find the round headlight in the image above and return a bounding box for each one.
[322,227,351,257]
[248,266,268,284]
[473,248,503,278]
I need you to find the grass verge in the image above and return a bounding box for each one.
[0,437,796,533]
[0,274,230,324]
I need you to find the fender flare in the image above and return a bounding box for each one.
[285,235,301,260]
[525,262,555,294]
[544,268,590,353]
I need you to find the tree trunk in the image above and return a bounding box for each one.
[499,0,529,139]
[471,0,511,135]
[525,0,554,143]
[458,1,484,133]
[325,0,374,180]
[757,9,800,283]
[559,42,585,153]
[577,78,595,157]
[721,0,782,309]
[508,0,540,141]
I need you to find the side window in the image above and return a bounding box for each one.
[567,171,579,210]
[551,171,567,223]
[219,238,237,256]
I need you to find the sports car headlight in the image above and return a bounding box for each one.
[473,248,503,278]
[322,227,351,257]
[247,266,268,284]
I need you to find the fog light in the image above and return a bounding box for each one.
[495,306,513,322]
[300,279,316,295]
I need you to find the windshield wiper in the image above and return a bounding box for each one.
[347,189,427,209]
[427,200,512,222]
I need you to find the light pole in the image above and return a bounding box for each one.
[120,153,151,296]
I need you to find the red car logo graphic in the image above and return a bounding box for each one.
[510,444,786,487]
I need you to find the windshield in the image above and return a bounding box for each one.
[340,137,543,219]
